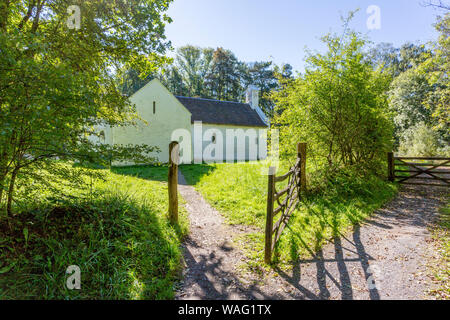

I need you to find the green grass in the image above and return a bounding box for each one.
[181,161,397,271]
[111,165,169,182]
[0,163,188,300]
[429,200,450,300]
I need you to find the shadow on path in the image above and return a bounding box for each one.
[270,185,446,300]
[177,167,446,300]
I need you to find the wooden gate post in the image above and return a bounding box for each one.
[298,143,307,192]
[265,166,276,263]
[168,141,179,224]
[387,152,394,182]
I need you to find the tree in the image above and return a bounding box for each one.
[367,42,431,78]
[398,122,441,156]
[205,47,242,101]
[271,23,393,170]
[388,67,434,141]
[120,44,284,115]
[160,65,188,96]
[397,43,431,72]
[422,13,450,144]
[241,61,279,117]
[387,13,449,150]
[278,63,294,80]
[173,45,208,97]
[118,67,156,97]
[367,42,400,76]
[0,0,173,214]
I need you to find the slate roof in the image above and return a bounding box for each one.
[175,96,267,128]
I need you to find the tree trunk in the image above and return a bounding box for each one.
[0,175,4,206]
[6,166,19,216]
[0,159,8,209]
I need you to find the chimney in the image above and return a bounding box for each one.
[246,85,259,110]
[245,85,268,126]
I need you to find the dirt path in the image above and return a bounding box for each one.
[175,171,266,299]
[175,171,447,300]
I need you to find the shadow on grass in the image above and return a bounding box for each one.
[109,164,217,186]
[178,164,216,186]
[111,165,169,182]
[0,192,186,299]
[72,161,170,183]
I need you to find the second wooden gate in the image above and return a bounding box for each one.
[388,153,450,187]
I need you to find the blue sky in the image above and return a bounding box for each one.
[164,0,444,72]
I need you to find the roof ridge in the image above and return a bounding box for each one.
[175,95,268,128]
[175,95,249,105]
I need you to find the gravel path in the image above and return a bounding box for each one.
[175,171,265,300]
[175,171,447,300]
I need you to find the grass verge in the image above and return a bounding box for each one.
[428,200,450,300]
[0,163,188,299]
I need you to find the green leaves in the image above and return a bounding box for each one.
[0,0,174,211]
[387,14,449,153]
[272,26,393,171]
[0,262,15,274]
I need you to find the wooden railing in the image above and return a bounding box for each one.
[388,153,450,187]
[265,143,306,263]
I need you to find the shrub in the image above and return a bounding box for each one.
[271,22,393,173]
[398,122,441,156]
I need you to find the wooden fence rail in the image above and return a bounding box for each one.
[388,152,450,187]
[265,143,306,263]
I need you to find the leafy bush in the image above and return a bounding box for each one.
[271,17,393,173]
[398,122,442,157]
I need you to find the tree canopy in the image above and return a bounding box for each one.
[120,44,293,117]
[271,19,393,171]
[0,0,173,214]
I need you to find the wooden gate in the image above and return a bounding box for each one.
[388,153,450,187]
[265,143,306,263]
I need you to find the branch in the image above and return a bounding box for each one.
[18,0,36,30]
[31,0,46,33]
[421,0,450,11]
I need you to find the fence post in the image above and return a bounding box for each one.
[298,143,307,192]
[388,152,394,182]
[168,141,179,224]
[265,166,276,264]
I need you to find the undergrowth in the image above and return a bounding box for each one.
[428,199,450,300]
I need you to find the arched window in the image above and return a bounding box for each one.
[212,133,216,144]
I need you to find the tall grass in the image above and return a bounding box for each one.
[0,164,188,299]
[429,201,450,299]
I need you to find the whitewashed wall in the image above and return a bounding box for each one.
[110,79,192,165]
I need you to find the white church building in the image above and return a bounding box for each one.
[94,79,269,164]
